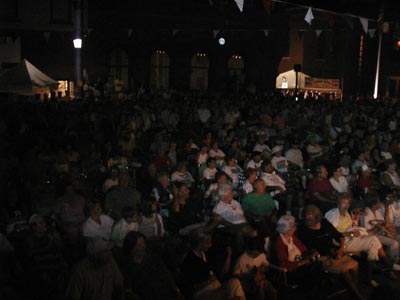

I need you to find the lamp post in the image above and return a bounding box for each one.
[73,0,82,99]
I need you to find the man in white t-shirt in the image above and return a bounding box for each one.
[213,184,247,225]
[246,151,263,171]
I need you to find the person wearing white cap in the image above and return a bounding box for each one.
[356,164,377,195]
[271,145,288,174]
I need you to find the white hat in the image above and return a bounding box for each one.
[86,238,115,255]
[272,145,283,154]
[361,164,369,172]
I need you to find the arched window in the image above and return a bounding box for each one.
[150,50,170,90]
[228,54,244,77]
[190,53,209,90]
[228,55,244,92]
[109,49,129,92]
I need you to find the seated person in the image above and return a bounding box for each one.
[171,161,195,187]
[260,160,286,196]
[181,227,246,300]
[168,183,204,234]
[246,151,263,171]
[82,201,114,240]
[325,193,391,267]
[356,164,377,195]
[66,238,124,300]
[105,172,141,219]
[271,146,288,174]
[381,189,400,231]
[271,215,322,298]
[204,171,229,207]
[380,159,400,191]
[297,205,365,300]
[242,168,257,195]
[307,165,337,213]
[24,213,68,299]
[233,236,277,300]
[222,156,244,189]
[209,141,226,168]
[152,172,174,216]
[329,165,350,194]
[361,193,400,269]
[203,157,218,186]
[139,200,164,239]
[241,179,277,237]
[102,168,119,193]
[119,231,182,300]
[111,206,139,248]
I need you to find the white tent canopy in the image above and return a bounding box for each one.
[276,69,310,90]
[0,59,58,95]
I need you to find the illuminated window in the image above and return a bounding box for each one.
[150,50,170,90]
[358,35,364,75]
[190,53,209,90]
[109,49,129,91]
[228,54,244,77]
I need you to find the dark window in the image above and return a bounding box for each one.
[0,0,18,21]
[51,0,71,23]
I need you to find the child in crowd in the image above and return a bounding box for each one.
[139,200,164,239]
[111,206,139,247]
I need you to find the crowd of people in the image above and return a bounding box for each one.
[1,88,400,300]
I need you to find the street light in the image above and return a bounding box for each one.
[73,0,82,99]
[73,38,82,49]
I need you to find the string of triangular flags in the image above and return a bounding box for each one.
[224,0,392,34]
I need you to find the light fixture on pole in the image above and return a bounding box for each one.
[73,38,82,49]
[73,0,82,99]
[218,37,226,45]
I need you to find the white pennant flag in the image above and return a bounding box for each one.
[368,29,376,38]
[172,29,180,37]
[359,17,368,34]
[128,29,133,37]
[234,0,244,12]
[315,29,323,38]
[383,22,389,33]
[304,7,314,26]
[263,30,269,37]
[213,30,219,38]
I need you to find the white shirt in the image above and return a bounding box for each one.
[233,252,269,276]
[213,200,246,225]
[197,153,208,165]
[111,218,139,247]
[242,180,254,194]
[82,214,114,240]
[223,165,243,187]
[247,159,263,170]
[362,207,384,231]
[382,203,400,228]
[203,167,217,181]
[209,149,225,159]
[261,172,286,191]
[271,156,288,173]
[329,176,349,193]
[253,143,271,154]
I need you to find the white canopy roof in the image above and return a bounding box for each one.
[0,59,58,95]
[276,69,310,89]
